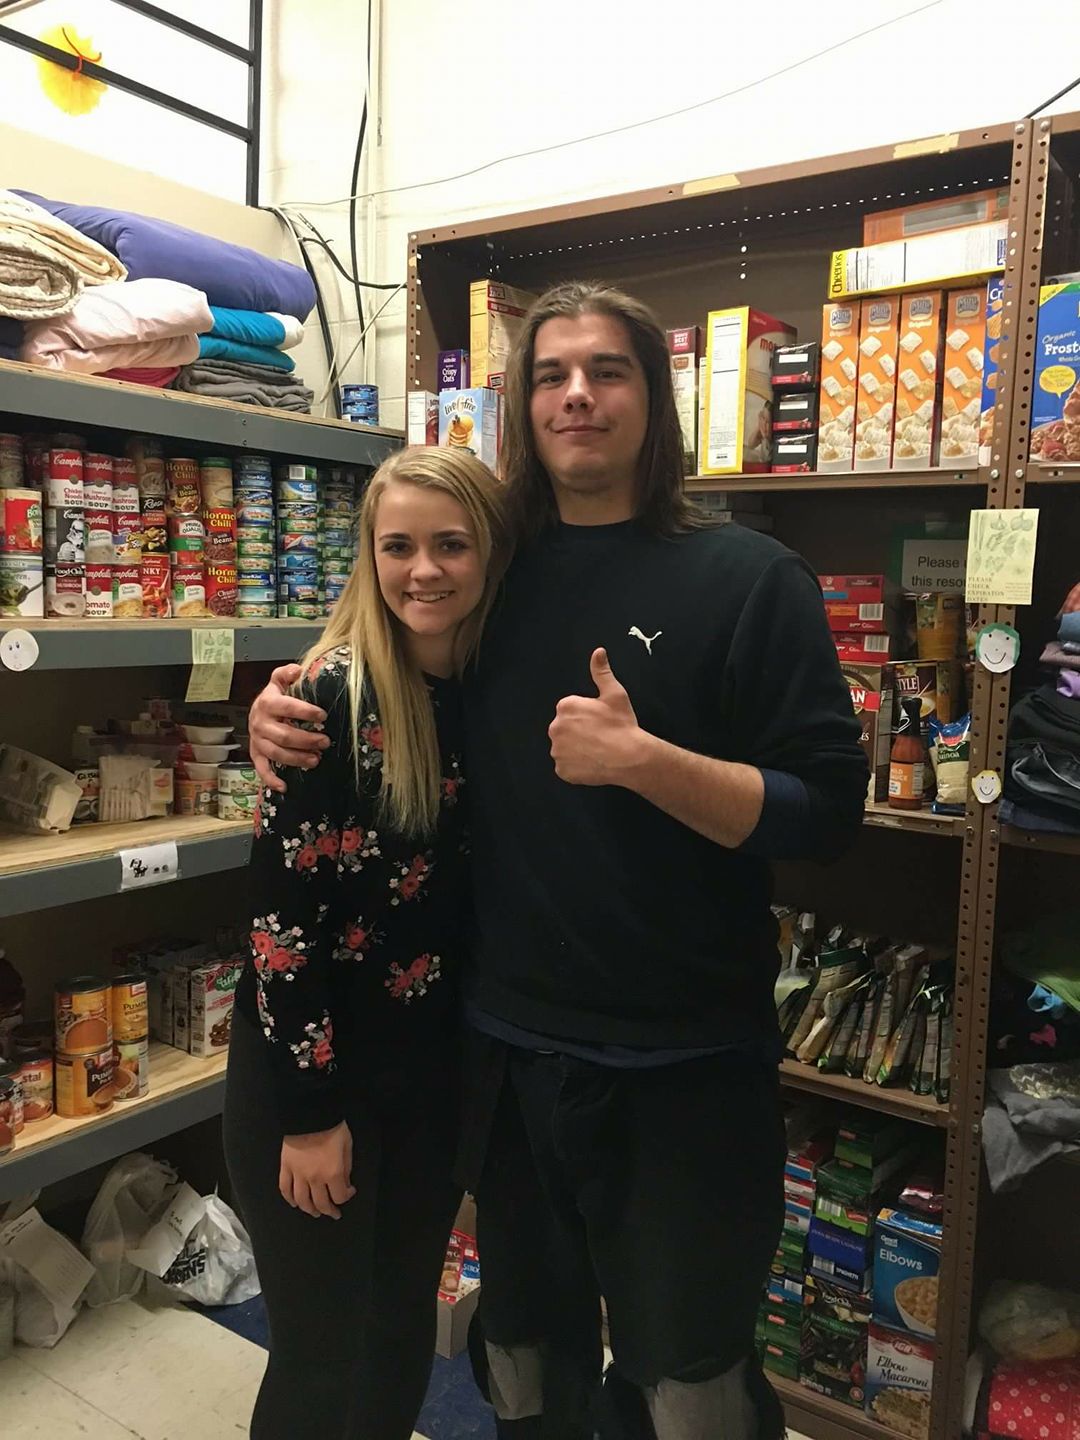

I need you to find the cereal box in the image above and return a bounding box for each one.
[854,298,901,470]
[979,277,1005,465]
[872,1208,942,1340]
[437,388,500,467]
[406,390,438,447]
[829,221,1007,299]
[1029,281,1080,463]
[469,280,536,391]
[893,293,944,469]
[667,326,701,473]
[865,1321,933,1440]
[863,187,1010,246]
[936,287,986,469]
[702,307,796,474]
[818,302,861,472]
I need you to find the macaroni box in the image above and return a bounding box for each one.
[818,302,861,471]
[800,1275,872,1410]
[438,388,500,466]
[872,1208,942,1340]
[469,280,536,390]
[1030,280,1080,462]
[406,390,438,446]
[894,292,945,468]
[979,276,1006,465]
[855,298,901,469]
[807,1218,873,1295]
[842,663,894,804]
[936,287,986,468]
[667,326,702,473]
[702,307,796,474]
[866,1321,933,1440]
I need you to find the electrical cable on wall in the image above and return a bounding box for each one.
[346,0,373,364]
[1027,75,1080,118]
[317,282,406,407]
[266,204,343,419]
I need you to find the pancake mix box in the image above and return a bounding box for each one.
[438,388,499,467]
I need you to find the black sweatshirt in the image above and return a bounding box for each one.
[463,519,868,1051]
[235,647,468,1133]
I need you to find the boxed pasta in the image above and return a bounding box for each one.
[818,302,861,472]
[865,1321,933,1440]
[863,187,1009,246]
[667,326,702,473]
[893,293,945,468]
[800,1275,872,1410]
[469,280,536,391]
[1029,280,1080,462]
[873,1208,942,1340]
[701,307,796,474]
[978,277,1005,465]
[855,299,901,470]
[936,287,986,468]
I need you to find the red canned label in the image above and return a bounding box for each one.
[48,448,83,482]
[84,563,114,618]
[111,481,140,515]
[172,565,207,616]
[140,554,171,617]
[113,515,143,564]
[46,563,85,617]
[203,508,237,564]
[1,490,43,553]
[112,565,142,618]
[166,457,199,485]
[205,562,238,617]
[112,457,137,486]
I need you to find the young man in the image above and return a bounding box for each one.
[248,282,868,1439]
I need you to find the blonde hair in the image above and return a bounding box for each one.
[299,447,507,836]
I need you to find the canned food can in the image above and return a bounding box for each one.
[168,513,205,539]
[341,383,378,402]
[140,554,171,617]
[84,563,114,619]
[275,479,319,503]
[279,533,319,553]
[46,563,85,618]
[113,516,143,565]
[113,1037,150,1100]
[112,456,138,488]
[0,433,24,488]
[276,516,319,536]
[44,506,85,563]
[237,558,274,577]
[140,497,167,554]
[166,457,199,488]
[72,765,99,823]
[176,775,216,816]
[83,454,113,508]
[23,435,49,488]
[172,565,207,617]
[217,762,260,795]
[0,489,43,553]
[323,560,351,577]
[236,540,274,562]
[236,599,276,618]
[282,579,320,602]
[203,509,237,563]
[55,1048,115,1117]
[217,790,259,821]
[84,510,116,564]
[55,976,112,1056]
[0,1063,23,1133]
[46,475,83,509]
[112,479,140,516]
[199,458,234,510]
[0,1074,16,1153]
[168,534,204,560]
[276,550,320,572]
[0,554,44,617]
[277,500,319,520]
[17,1049,53,1122]
[205,562,238,617]
[284,600,321,619]
[111,973,149,1045]
[235,501,274,526]
[112,565,143,618]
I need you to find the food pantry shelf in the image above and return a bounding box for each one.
[771,1375,905,1440]
[1000,824,1080,855]
[0,815,251,918]
[0,617,323,670]
[863,802,965,837]
[778,1058,948,1128]
[0,358,404,467]
[686,468,984,495]
[0,1043,228,1201]
[1027,462,1080,483]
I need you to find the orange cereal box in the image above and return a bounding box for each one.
[936,288,986,469]
[818,302,861,472]
[893,292,945,468]
[854,298,901,470]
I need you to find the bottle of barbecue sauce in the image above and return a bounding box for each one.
[888,698,928,810]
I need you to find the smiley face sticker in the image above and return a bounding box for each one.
[971,769,1003,805]
[976,624,1021,674]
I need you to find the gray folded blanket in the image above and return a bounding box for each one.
[175,357,313,412]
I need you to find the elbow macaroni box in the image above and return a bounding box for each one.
[818,302,861,471]
[936,287,986,469]
[872,1208,942,1341]
[893,293,945,468]
[865,1321,933,1440]
[469,280,536,391]
[1029,281,1080,462]
[855,299,901,470]
[438,388,500,467]
[978,277,1006,465]
[667,326,702,473]
[701,308,796,474]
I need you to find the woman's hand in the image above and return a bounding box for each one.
[249,663,329,792]
[279,1120,357,1219]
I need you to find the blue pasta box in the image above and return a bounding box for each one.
[872,1208,942,1340]
[807,1218,873,1295]
[438,349,470,391]
[1030,281,1080,462]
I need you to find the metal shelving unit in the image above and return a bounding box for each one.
[688,469,984,495]
[0,616,323,670]
[778,1059,949,1129]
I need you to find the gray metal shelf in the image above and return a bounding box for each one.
[0,619,322,670]
[0,359,403,466]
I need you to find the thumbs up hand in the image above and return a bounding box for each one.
[548,648,644,786]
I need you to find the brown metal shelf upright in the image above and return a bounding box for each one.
[407,116,1056,1440]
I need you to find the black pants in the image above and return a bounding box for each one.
[468,1040,786,1439]
[224,1006,461,1440]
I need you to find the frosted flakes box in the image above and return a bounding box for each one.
[1029,281,1080,463]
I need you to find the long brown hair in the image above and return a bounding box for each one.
[500,280,708,544]
[299,447,507,836]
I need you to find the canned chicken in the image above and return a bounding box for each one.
[0,489,43,553]
[113,1037,149,1100]
[217,762,260,795]
[111,973,149,1045]
[236,600,275,618]
[17,1049,53,1122]
[55,976,112,1055]
[218,790,259,821]
[55,1048,115,1117]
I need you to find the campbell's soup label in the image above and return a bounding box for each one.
[113,516,143,564]
[172,565,207,617]
[112,480,140,515]
[84,510,116,563]
[45,506,85,563]
[83,454,113,510]
[84,564,114,618]
[112,565,143,618]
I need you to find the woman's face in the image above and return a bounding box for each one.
[372,480,486,640]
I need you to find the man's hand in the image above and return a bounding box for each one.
[548,648,646,786]
[249,663,329,793]
[280,1120,356,1220]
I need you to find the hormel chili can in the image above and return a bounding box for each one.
[205,562,238,617]
[47,449,83,507]
[84,564,114,618]
[203,508,237,563]
[141,553,171,617]
[0,489,43,553]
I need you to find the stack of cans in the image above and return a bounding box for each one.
[275,464,321,619]
[44,443,86,618]
[235,454,275,618]
[200,457,237,617]
[130,436,169,617]
[166,457,206,617]
[0,478,43,618]
[322,468,358,614]
[341,384,379,426]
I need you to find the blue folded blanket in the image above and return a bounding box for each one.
[208,305,303,350]
[15,192,316,322]
[197,335,295,371]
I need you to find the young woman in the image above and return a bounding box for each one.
[224,446,507,1440]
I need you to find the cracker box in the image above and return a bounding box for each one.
[469,280,536,391]
[406,390,438,447]
[936,287,986,469]
[438,388,500,467]
[667,326,702,473]
[800,1275,872,1410]
[863,187,1010,246]
[818,302,861,471]
[873,1208,942,1340]
[865,1321,933,1440]
[701,307,796,474]
[855,298,901,470]
[893,292,945,469]
[841,662,894,803]
[979,277,1006,465]
[1030,280,1080,462]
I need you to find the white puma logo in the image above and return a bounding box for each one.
[628,626,662,655]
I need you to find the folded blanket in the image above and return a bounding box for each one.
[17,191,315,321]
[22,277,211,374]
[101,366,182,388]
[176,358,313,413]
[0,230,82,320]
[197,334,295,371]
[0,190,125,287]
[0,316,24,359]
[207,305,303,350]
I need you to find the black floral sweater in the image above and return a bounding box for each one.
[235,645,468,1134]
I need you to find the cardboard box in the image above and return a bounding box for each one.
[807,1218,873,1294]
[841,663,894,805]
[818,302,861,471]
[435,1224,481,1358]
[936,287,986,468]
[865,1321,933,1440]
[834,633,892,665]
[829,220,1008,298]
[772,433,817,473]
[888,660,964,732]
[702,307,796,474]
[188,958,241,1058]
[835,1115,912,1169]
[437,349,470,391]
[771,341,821,390]
[873,1208,942,1340]
[438,388,500,467]
[893,292,945,468]
[773,392,818,431]
[855,298,901,470]
[800,1275,872,1410]
[979,277,1005,465]
[469,280,536,390]
[406,390,438,446]
[1030,280,1080,461]
[691,503,773,532]
[667,326,702,473]
[863,187,1010,246]
[435,1283,480,1359]
[825,603,889,635]
[819,574,890,605]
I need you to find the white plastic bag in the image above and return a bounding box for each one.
[155,1195,260,1307]
[0,1207,95,1348]
[81,1152,176,1307]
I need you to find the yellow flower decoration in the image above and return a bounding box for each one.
[36,24,107,117]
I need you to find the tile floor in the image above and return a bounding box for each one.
[0,1293,812,1438]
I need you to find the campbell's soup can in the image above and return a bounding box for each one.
[114,1037,150,1100]
[200,458,233,510]
[141,554,171,617]
[111,973,149,1045]
[0,489,43,554]
[112,477,140,516]
[112,565,142,618]
[84,510,116,564]
[55,976,112,1056]
[17,1049,53,1122]
[44,506,85,563]
[55,1047,115,1117]
[83,454,113,510]
[46,563,86,618]
[84,564,114,618]
[113,515,143,565]
[172,565,207,617]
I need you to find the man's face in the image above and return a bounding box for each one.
[529,313,649,515]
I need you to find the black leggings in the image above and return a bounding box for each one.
[224,1006,461,1440]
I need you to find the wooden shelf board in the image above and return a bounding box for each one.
[771,1374,908,1440]
[686,469,982,494]
[1000,824,1080,855]
[863,802,965,837]
[779,1059,948,1127]
[1028,462,1080,483]
[0,814,248,878]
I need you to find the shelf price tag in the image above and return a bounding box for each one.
[186,627,235,703]
[119,840,179,891]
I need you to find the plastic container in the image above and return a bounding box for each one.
[180,725,234,745]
